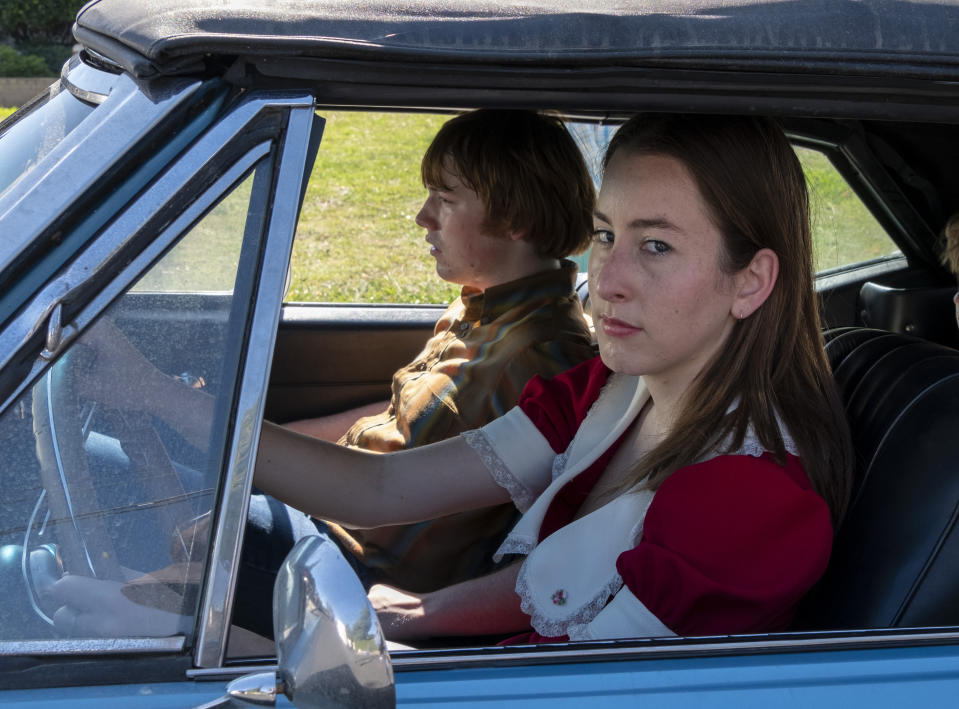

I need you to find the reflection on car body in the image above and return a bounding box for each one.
[2,0,959,706]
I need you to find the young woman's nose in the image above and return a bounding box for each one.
[415,198,438,230]
[592,249,631,302]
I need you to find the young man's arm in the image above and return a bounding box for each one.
[283,399,389,441]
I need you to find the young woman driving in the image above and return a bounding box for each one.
[255,113,854,643]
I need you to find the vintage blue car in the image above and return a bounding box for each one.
[2,0,959,706]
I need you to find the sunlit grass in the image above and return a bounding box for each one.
[289,110,459,304]
[798,147,900,271]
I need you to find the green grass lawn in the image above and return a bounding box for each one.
[289,110,459,304]
[797,147,899,272]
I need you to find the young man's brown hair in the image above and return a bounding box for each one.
[421,109,595,259]
[942,213,959,276]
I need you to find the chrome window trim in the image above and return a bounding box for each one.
[0,91,296,415]
[194,94,317,669]
[60,53,115,105]
[0,93,306,660]
[0,71,202,267]
[0,637,184,657]
[187,629,959,680]
[0,138,268,416]
[386,629,959,670]
[815,254,909,293]
[0,146,265,655]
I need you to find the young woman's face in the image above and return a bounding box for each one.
[588,151,740,386]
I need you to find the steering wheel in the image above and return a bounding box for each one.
[27,345,198,630]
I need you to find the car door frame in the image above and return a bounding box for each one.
[0,78,322,687]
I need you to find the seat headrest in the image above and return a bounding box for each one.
[859,281,959,348]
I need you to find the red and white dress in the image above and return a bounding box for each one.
[462,357,833,643]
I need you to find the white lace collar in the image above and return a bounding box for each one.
[496,373,800,639]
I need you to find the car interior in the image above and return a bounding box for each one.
[253,107,959,650]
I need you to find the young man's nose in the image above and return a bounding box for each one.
[415,200,438,230]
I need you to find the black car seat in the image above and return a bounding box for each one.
[797,328,959,629]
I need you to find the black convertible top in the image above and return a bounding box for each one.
[75,0,959,79]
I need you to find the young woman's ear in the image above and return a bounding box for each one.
[731,248,779,319]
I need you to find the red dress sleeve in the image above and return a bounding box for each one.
[518,356,610,454]
[616,453,832,636]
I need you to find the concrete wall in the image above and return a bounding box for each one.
[0,77,57,108]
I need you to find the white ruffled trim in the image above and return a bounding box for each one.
[719,420,799,459]
[551,449,569,482]
[584,371,630,419]
[506,491,653,637]
[517,562,625,638]
[493,535,537,560]
[461,429,536,513]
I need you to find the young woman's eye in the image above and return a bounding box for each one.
[591,229,614,245]
[641,239,671,255]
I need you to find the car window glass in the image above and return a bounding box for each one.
[0,86,97,200]
[0,167,260,643]
[796,146,901,273]
[132,176,251,293]
[286,114,902,307]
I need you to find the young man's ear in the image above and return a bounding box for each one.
[507,228,527,242]
[731,248,778,319]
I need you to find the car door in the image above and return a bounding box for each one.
[0,62,322,702]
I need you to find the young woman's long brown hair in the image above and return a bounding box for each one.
[606,114,853,527]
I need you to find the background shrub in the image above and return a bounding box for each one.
[15,41,74,74]
[0,44,49,77]
[0,0,83,43]
[0,0,84,74]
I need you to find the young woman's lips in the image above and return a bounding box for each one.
[600,316,641,337]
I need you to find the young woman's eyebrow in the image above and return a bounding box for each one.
[593,210,683,233]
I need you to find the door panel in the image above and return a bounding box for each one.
[265,303,443,423]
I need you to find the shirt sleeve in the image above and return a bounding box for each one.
[461,356,609,511]
[517,356,609,453]
[615,453,833,636]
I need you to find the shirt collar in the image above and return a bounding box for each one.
[459,260,579,324]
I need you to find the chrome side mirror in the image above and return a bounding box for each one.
[227,535,394,708]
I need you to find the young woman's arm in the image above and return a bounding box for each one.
[368,562,528,641]
[254,420,513,528]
